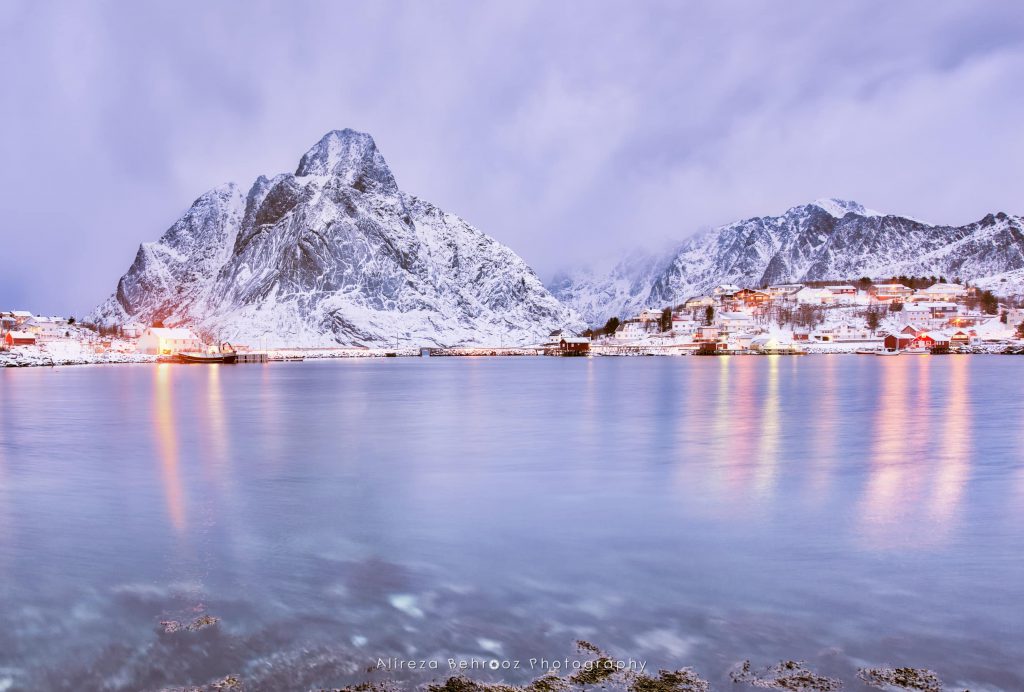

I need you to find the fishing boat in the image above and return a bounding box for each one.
[177,351,237,364]
[874,348,900,356]
[176,341,238,364]
[855,347,879,354]
[902,346,930,355]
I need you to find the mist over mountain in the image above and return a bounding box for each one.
[550,199,1024,325]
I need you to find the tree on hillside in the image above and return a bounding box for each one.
[67,316,76,325]
[1017,322,1024,339]
[704,305,714,326]
[603,316,620,336]
[980,290,998,315]
[857,276,873,290]
[660,307,673,332]
[866,309,882,334]
[889,301,903,313]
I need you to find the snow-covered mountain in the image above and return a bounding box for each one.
[91,129,582,347]
[552,199,1024,325]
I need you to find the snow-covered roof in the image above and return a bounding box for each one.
[6,331,34,339]
[144,327,199,339]
[11,310,33,317]
[561,337,590,344]
[923,283,965,292]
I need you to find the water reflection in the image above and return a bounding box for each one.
[810,355,837,499]
[753,356,780,499]
[929,356,971,532]
[204,364,231,475]
[155,364,186,532]
[861,359,912,548]
[0,357,1022,690]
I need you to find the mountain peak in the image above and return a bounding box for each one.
[808,198,881,219]
[295,129,397,192]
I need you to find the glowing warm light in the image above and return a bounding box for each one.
[811,355,837,498]
[929,356,970,531]
[753,355,780,498]
[204,364,230,473]
[710,355,732,489]
[155,363,186,532]
[861,357,911,548]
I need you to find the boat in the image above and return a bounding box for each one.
[855,348,879,354]
[177,342,238,364]
[874,348,900,356]
[177,351,237,364]
[902,347,930,354]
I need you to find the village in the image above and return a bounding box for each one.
[555,278,1024,356]
[3,278,1024,366]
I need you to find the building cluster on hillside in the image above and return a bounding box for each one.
[5,279,1024,362]
[0,310,212,358]
[593,280,1020,353]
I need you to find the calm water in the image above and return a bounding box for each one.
[0,356,1022,690]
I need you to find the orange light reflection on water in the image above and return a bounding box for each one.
[155,364,186,533]
[861,358,911,548]
[753,356,780,500]
[929,356,971,533]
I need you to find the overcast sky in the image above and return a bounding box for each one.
[2,1,1023,314]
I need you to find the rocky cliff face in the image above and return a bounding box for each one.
[552,199,1024,324]
[92,129,582,347]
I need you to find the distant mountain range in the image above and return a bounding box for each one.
[91,129,582,347]
[549,199,1024,324]
[90,129,1024,344]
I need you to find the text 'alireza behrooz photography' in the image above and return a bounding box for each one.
[1,2,1023,691]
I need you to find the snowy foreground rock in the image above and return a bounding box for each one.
[552,199,1024,324]
[90,129,583,348]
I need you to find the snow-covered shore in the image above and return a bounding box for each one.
[5,341,1023,368]
[0,347,156,368]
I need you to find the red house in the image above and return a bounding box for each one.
[4,331,36,346]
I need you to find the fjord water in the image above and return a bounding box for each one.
[0,357,1022,690]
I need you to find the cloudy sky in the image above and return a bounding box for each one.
[2,1,1023,314]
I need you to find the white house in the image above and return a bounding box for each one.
[711,284,742,297]
[916,283,967,302]
[10,310,33,326]
[794,287,834,305]
[824,285,860,304]
[684,295,715,310]
[715,311,754,330]
[613,320,649,341]
[23,316,69,338]
[767,283,804,297]
[873,283,916,301]
[122,322,146,338]
[136,327,204,355]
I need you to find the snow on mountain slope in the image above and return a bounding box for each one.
[552,200,1024,325]
[91,129,582,347]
